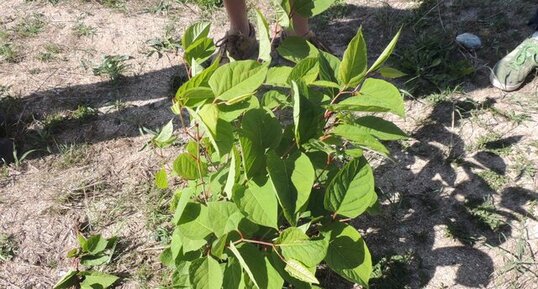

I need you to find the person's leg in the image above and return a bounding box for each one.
[290,14,310,36]
[223,0,250,35]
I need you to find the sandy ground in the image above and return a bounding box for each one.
[0,0,537,288]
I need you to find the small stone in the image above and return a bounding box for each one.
[456,33,482,49]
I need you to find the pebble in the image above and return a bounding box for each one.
[456,33,482,49]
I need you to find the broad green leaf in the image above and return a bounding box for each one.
[84,235,108,255]
[177,202,213,240]
[256,9,272,63]
[232,243,284,289]
[80,272,119,289]
[367,28,402,74]
[353,116,407,140]
[176,57,220,100]
[378,66,407,78]
[293,0,336,17]
[277,36,319,63]
[266,66,293,87]
[332,124,390,156]
[239,109,282,178]
[223,147,240,199]
[284,259,319,284]
[269,251,318,289]
[292,80,323,145]
[223,257,245,289]
[179,87,215,107]
[160,248,174,268]
[193,104,234,157]
[262,90,290,109]
[266,151,315,225]
[211,234,228,259]
[322,222,372,287]
[155,167,168,189]
[171,227,206,258]
[173,261,192,288]
[173,187,196,224]
[173,153,208,180]
[329,78,405,117]
[273,0,290,28]
[209,60,268,101]
[153,119,176,148]
[288,57,320,84]
[228,242,259,289]
[276,227,328,267]
[207,201,244,238]
[185,37,215,64]
[182,22,211,50]
[338,28,367,88]
[323,157,375,218]
[189,257,223,289]
[311,80,340,89]
[318,51,340,83]
[80,254,110,266]
[233,180,279,229]
[53,270,78,289]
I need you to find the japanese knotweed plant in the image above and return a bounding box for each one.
[157,2,406,288]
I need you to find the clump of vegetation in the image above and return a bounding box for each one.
[15,13,46,37]
[92,55,131,81]
[465,195,504,231]
[0,43,21,63]
[37,43,62,62]
[178,0,222,9]
[72,21,97,38]
[477,170,509,192]
[370,252,414,289]
[154,0,408,284]
[53,233,119,289]
[98,0,126,9]
[0,234,17,262]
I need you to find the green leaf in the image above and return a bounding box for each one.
[173,261,192,288]
[209,60,268,101]
[211,234,228,259]
[177,202,213,240]
[173,187,196,224]
[179,87,215,107]
[155,167,168,189]
[171,227,206,258]
[173,152,208,180]
[353,116,407,140]
[311,80,340,89]
[207,201,244,238]
[323,157,376,218]
[284,259,319,284]
[266,66,293,87]
[255,9,272,63]
[239,109,282,178]
[273,0,290,28]
[80,254,110,266]
[84,234,108,255]
[276,227,328,267]
[153,119,176,148]
[160,247,175,268]
[329,78,405,117]
[193,104,234,158]
[189,256,223,289]
[378,66,407,79]
[233,180,279,229]
[185,37,216,64]
[288,57,320,84]
[292,80,323,145]
[277,36,319,63]
[223,257,245,289]
[80,272,119,289]
[182,22,211,50]
[224,147,240,199]
[322,222,372,287]
[53,270,79,289]
[262,90,290,109]
[367,28,402,74]
[266,151,315,225]
[318,51,340,83]
[338,27,367,88]
[293,0,336,17]
[332,124,390,156]
[218,95,260,122]
[176,58,220,101]
[230,243,284,289]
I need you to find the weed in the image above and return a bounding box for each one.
[470,132,513,155]
[146,37,181,58]
[37,43,62,62]
[16,13,46,37]
[445,218,476,246]
[465,195,504,231]
[56,143,90,169]
[0,234,17,262]
[72,22,96,38]
[178,0,222,9]
[72,105,98,121]
[511,155,536,181]
[477,170,509,192]
[370,252,414,289]
[0,43,20,63]
[93,55,131,81]
[145,0,171,14]
[99,0,126,9]
[43,112,66,132]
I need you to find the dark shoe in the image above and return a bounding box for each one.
[216,23,258,62]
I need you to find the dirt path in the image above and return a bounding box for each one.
[1,0,537,288]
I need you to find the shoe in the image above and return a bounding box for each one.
[215,23,258,62]
[490,32,538,91]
